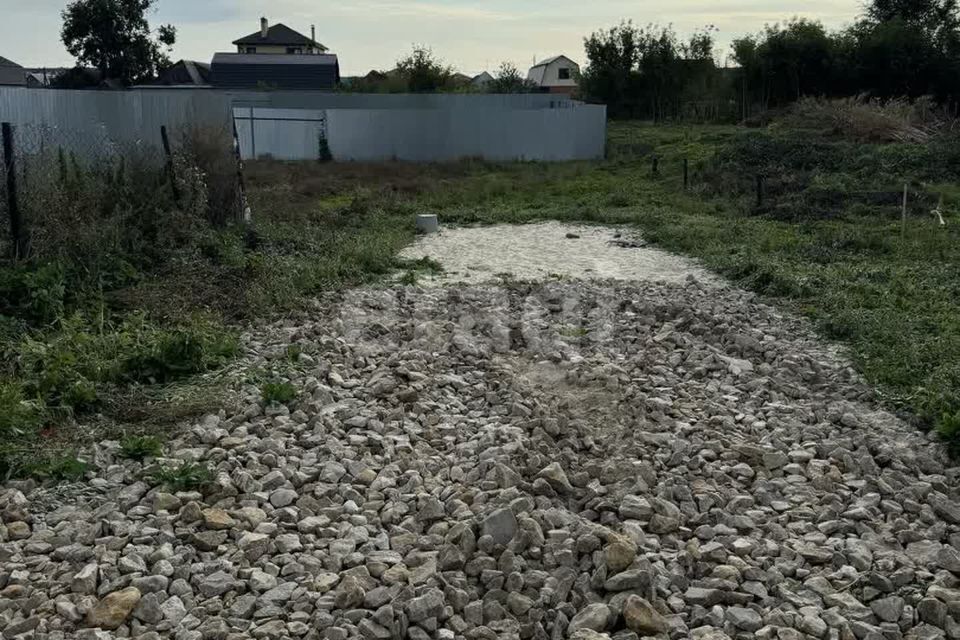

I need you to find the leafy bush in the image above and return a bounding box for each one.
[150,462,213,491]
[21,454,91,481]
[120,435,164,460]
[285,345,302,362]
[0,262,67,323]
[261,381,297,405]
[0,382,42,438]
[121,318,238,383]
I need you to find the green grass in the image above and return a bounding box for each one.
[245,122,959,448]
[261,381,298,406]
[19,453,91,481]
[4,119,959,475]
[559,326,590,338]
[120,435,164,460]
[149,462,213,491]
[285,344,303,362]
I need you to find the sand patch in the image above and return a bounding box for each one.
[399,222,719,286]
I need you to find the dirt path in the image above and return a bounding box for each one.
[1,225,957,640]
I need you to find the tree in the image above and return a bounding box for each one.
[50,67,103,89]
[854,0,960,101]
[867,0,960,38]
[581,22,642,115]
[61,0,176,86]
[732,19,846,109]
[487,62,535,93]
[582,21,724,120]
[396,46,453,93]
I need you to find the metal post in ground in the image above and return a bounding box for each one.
[756,174,764,209]
[683,158,689,190]
[652,156,659,177]
[160,125,181,208]
[2,122,24,260]
[232,115,252,223]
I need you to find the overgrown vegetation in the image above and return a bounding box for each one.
[4,102,959,475]
[242,109,959,453]
[0,128,244,477]
[582,0,960,120]
[260,381,297,406]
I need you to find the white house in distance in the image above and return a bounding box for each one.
[527,55,579,95]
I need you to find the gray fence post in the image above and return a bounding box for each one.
[2,122,24,260]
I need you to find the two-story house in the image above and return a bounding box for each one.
[233,18,329,55]
[211,18,340,90]
[527,55,580,95]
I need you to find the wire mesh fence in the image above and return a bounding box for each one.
[0,120,245,263]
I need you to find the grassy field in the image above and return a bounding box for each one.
[246,120,960,445]
[1,116,958,477]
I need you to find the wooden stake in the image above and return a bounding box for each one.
[901,183,908,238]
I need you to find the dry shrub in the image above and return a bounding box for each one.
[18,144,177,267]
[6,125,240,273]
[176,126,240,226]
[781,96,954,143]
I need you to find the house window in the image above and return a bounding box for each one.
[558,68,571,80]
[245,47,256,54]
[286,47,303,54]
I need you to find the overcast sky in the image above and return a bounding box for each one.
[3,0,864,75]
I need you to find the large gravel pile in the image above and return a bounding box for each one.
[2,278,959,640]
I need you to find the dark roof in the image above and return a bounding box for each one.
[233,23,327,50]
[211,53,339,90]
[0,55,25,85]
[154,60,213,86]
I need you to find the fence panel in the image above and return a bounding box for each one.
[235,105,607,162]
[233,108,327,161]
[0,87,232,156]
[0,89,243,258]
[227,91,576,111]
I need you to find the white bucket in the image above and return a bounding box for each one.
[416,214,439,234]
